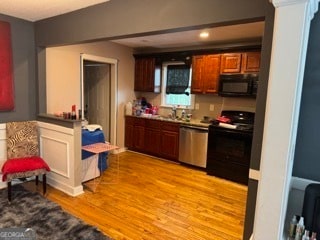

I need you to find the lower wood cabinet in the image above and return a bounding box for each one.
[160,121,180,161]
[133,125,145,151]
[125,116,180,161]
[160,129,179,160]
[144,119,161,156]
[125,116,134,149]
[125,116,145,150]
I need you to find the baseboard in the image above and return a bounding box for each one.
[112,147,126,154]
[47,177,84,196]
[291,176,320,191]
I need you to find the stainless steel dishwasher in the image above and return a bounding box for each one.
[179,124,208,168]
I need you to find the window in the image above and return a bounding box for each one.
[161,62,195,108]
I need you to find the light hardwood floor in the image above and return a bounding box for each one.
[26,151,248,240]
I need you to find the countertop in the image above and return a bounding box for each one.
[37,113,82,128]
[126,114,211,128]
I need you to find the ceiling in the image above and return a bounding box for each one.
[0,1,264,50]
[0,0,110,22]
[111,21,265,50]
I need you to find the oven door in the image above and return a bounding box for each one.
[206,126,253,185]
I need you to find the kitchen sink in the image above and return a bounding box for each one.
[159,116,183,122]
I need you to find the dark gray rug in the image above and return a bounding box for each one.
[0,184,111,240]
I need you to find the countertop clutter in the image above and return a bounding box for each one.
[125,97,211,129]
[126,114,211,129]
[125,97,212,164]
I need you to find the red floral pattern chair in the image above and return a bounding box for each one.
[1,121,50,201]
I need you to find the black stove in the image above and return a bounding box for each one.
[206,110,255,185]
[210,110,255,132]
[233,123,254,131]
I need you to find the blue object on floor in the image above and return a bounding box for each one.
[82,129,108,172]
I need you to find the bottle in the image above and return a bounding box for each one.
[181,109,186,119]
[289,215,298,238]
[71,105,76,120]
[171,105,176,120]
[78,109,82,120]
[311,232,317,240]
[295,217,305,240]
[302,230,310,240]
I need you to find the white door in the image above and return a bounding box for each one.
[80,54,118,146]
[84,62,111,142]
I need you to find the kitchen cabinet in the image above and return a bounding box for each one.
[134,57,161,93]
[220,51,261,74]
[220,53,242,73]
[241,52,261,73]
[125,116,135,149]
[160,121,180,161]
[191,54,221,94]
[133,122,145,150]
[125,116,180,161]
[125,116,145,151]
[144,119,161,156]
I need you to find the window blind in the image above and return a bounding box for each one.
[166,65,190,95]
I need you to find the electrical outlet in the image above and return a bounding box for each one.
[195,103,199,110]
[209,104,215,111]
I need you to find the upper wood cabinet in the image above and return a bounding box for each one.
[220,53,242,73]
[191,54,221,94]
[220,52,261,74]
[134,57,161,93]
[241,52,261,73]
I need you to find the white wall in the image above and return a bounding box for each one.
[46,41,135,148]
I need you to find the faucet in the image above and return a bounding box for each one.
[171,105,177,120]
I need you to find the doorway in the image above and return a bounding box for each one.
[80,54,118,145]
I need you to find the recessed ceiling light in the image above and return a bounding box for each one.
[200,31,209,38]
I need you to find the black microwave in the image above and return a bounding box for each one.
[218,73,258,97]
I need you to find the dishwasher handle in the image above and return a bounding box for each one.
[180,125,208,132]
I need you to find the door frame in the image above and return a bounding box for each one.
[80,53,118,145]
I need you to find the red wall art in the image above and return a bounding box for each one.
[0,21,14,111]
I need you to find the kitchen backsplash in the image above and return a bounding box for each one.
[134,92,256,120]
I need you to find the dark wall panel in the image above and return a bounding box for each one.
[0,14,36,123]
[243,2,275,239]
[293,5,320,181]
[250,1,275,171]
[35,0,266,47]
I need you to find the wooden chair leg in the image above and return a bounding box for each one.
[8,181,12,202]
[35,175,39,186]
[43,174,46,195]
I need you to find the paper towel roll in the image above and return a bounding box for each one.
[125,102,132,115]
[218,122,237,129]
